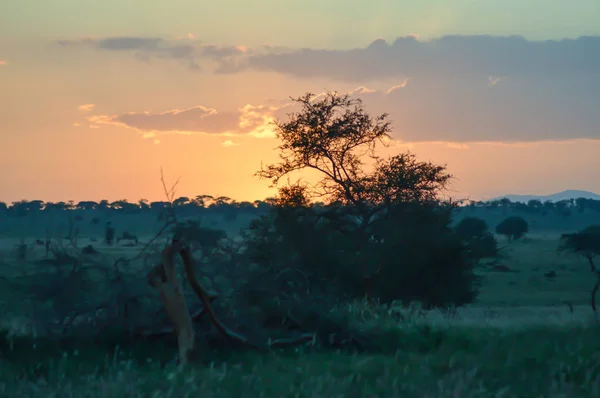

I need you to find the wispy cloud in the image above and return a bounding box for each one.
[77,104,95,113]
[0,60,7,66]
[221,140,240,147]
[55,36,265,71]
[83,102,291,140]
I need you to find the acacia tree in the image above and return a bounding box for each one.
[257,92,454,297]
[257,92,452,228]
[559,225,600,311]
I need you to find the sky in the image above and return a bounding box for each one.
[1,0,600,203]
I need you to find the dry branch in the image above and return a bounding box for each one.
[146,240,316,364]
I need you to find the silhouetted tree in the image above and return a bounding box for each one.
[496,216,529,241]
[255,92,470,306]
[138,198,150,210]
[559,225,600,311]
[527,199,542,212]
[97,200,110,211]
[173,197,190,207]
[76,201,98,211]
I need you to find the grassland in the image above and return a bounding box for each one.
[0,226,599,397]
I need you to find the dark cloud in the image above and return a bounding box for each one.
[217,35,600,81]
[96,37,162,51]
[56,36,250,71]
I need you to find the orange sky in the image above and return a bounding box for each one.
[2,1,600,203]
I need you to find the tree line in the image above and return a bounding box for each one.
[3,192,600,218]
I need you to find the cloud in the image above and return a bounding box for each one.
[56,36,258,71]
[82,78,600,144]
[446,143,470,150]
[0,60,6,66]
[85,102,292,140]
[77,104,95,113]
[222,140,240,147]
[217,35,600,81]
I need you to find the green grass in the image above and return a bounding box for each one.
[476,237,594,307]
[1,323,599,397]
[1,235,600,396]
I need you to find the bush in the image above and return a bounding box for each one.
[454,217,498,260]
[454,217,489,240]
[496,216,529,241]
[367,203,479,308]
[242,202,479,309]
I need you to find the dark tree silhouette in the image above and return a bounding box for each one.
[559,225,600,311]
[257,91,455,298]
[257,92,452,229]
[496,216,529,241]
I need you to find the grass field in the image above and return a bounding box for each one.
[0,231,599,397]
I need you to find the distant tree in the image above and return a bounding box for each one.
[76,201,98,211]
[541,200,555,216]
[237,201,255,212]
[28,200,44,212]
[213,196,232,208]
[558,200,573,216]
[173,197,190,207]
[194,195,214,208]
[9,200,29,217]
[496,216,528,241]
[150,201,170,210]
[575,198,587,213]
[138,198,150,210]
[527,199,542,212]
[558,225,600,311]
[498,198,511,215]
[97,200,110,211]
[44,202,67,212]
[252,200,270,212]
[111,199,139,213]
[512,201,529,213]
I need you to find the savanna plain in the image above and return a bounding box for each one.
[0,206,599,398]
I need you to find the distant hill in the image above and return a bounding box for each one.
[491,190,600,203]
